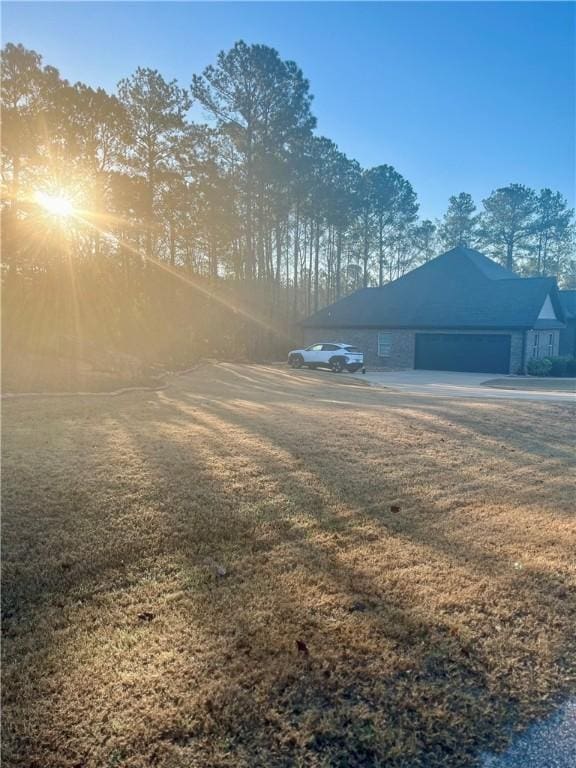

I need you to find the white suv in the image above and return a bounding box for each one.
[288,343,365,373]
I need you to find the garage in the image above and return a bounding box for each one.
[414,333,511,374]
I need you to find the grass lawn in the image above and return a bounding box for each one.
[2,363,575,768]
[484,378,576,393]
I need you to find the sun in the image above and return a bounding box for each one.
[34,190,75,218]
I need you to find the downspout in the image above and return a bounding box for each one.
[520,330,527,375]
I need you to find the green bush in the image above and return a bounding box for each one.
[526,356,576,377]
[526,358,552,376]
[548,356,569,377]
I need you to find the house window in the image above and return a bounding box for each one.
[531,332,555,359]
[378,332,392,358]
[531,332,540,359]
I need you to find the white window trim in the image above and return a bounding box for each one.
[531,331,556,359]
[531,332,540,359]
[377,332,393,358]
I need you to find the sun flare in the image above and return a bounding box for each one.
[34,190,75,218]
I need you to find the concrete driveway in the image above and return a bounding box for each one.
[481,696,576,768]
[355,369,576,402]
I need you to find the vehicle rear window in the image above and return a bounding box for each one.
[344,346,360,352]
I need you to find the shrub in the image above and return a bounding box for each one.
[548,356,569,377]
[525,357,576,377]
[526,358,552,376]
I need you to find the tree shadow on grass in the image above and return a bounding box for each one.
[151,381,575,761]
[121,387,574,765]
[2,365,575,767]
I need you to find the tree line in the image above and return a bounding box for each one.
[2,41,575,371]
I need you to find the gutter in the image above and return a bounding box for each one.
[302,324,536,331]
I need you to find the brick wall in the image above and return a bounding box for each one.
[302,328,414,369]
[559,322,576,357]
[303,327,527,373]
[510,331,526,374]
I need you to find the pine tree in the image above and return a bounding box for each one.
[438,192,479,249]
[117,68,191,260]
[480,184,536,271]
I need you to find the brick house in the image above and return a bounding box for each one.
[559,290,576,357]
[302,247,566,374]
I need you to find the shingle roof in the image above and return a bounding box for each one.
[460,249,517,280]
[559,290,576,319]
[303,247,565,330]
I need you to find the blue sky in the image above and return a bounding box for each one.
[3,1,574,219]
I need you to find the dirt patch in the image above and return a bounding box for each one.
[2,363,575,767]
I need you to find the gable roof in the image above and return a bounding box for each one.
[303,247,565,330]
[559,290,576,319]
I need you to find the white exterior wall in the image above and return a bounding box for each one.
[525,329,560,360]
[538,295,557,320]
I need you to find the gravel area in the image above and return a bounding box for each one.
[482,698,576,768]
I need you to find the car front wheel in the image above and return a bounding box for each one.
[289,354,304,369]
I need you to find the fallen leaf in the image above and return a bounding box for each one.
[296,639,309,656]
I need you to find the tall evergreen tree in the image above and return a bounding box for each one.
[192,41,316,278]
[1,44,66,214]
[412,219,437,262]
[438,192,479,249]
[117,68,191,260]
[531,189,573,275]
[480,184,536,271]
[364,165,418,285]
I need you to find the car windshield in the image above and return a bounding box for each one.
[344,346,360,353]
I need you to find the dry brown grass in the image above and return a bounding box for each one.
[2,349,161,394]
[2,363,575,768]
